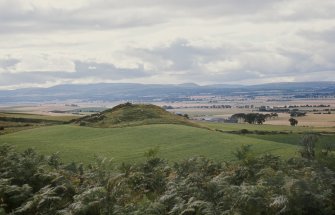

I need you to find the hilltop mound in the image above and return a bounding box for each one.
[73,103,195,128]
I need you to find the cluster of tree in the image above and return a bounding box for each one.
[290,111,306,117]
[289,118,298,126]
[1,139,334,215]
[176,113,189,119]
[260,108,291,113]
[231,113,276,124]
[162,105,174,110]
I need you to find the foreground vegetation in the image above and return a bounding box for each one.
[0,143,334,215]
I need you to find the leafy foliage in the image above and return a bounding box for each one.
[299,133,318,159]
[289,118,298,126]
[232,113,271,124]
[0,145,334,214]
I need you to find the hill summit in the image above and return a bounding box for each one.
[74,103,194,128]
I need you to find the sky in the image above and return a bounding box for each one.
[0,0,335,89]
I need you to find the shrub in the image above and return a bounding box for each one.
[299,133,318,159]
[240,129,249,134]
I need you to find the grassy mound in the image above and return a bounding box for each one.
[74,103,196,128]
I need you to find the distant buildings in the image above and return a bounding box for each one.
[198,117,238,123]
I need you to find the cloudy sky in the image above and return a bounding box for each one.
[1,0,335,89]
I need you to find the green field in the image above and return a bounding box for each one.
[0,111,79,135]
[0,112,79,122]
[198,121,335,133]
[1,104,333,165]
[0,124,299,164]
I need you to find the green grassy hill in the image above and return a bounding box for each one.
[73,103,197,128]
[0,124,298,164]
[4,103,332,164]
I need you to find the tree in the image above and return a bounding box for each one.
[232,113,269,124]
[231,113,246,123]
[290,111,306,117]
[270,113,278,118]
[289,118,298,126]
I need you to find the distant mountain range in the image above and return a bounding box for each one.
[0,82,334,103]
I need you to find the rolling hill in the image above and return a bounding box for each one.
[0,103,315,164]
[72,102,197,128]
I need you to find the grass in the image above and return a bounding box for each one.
[0,124,298,164]
[1,105,331,165]
[75,103,198,128]
[198,121,334,133]
[200,122,335,152]
[0,112,79,122]
[0,111,77,135]
[248,133,335,150]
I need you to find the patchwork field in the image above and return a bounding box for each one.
[264,112,335,127]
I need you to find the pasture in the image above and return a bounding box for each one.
[0,124,299,164]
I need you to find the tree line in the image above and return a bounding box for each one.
[231,113,278,124]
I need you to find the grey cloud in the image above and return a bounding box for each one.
[0,58,20,69]
[3,0,329,34]
[1,0,335,88]
[0,1,165,34]
[72,61,149,80]
[300,28,335,43]
[252,0,335,23]
[300,30,335,67]
[286,1,335,21]
[133,38,335,83]
[0,61,152,86]
[134,39,236,72]
[93,0,276,17]
[145,39,220,71]
[290,70,335,82]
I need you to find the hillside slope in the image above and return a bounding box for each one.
[0,124,298,163]
[73,103,196,128]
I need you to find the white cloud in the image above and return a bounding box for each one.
[203,60,242,73]
[0,0,334,89]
